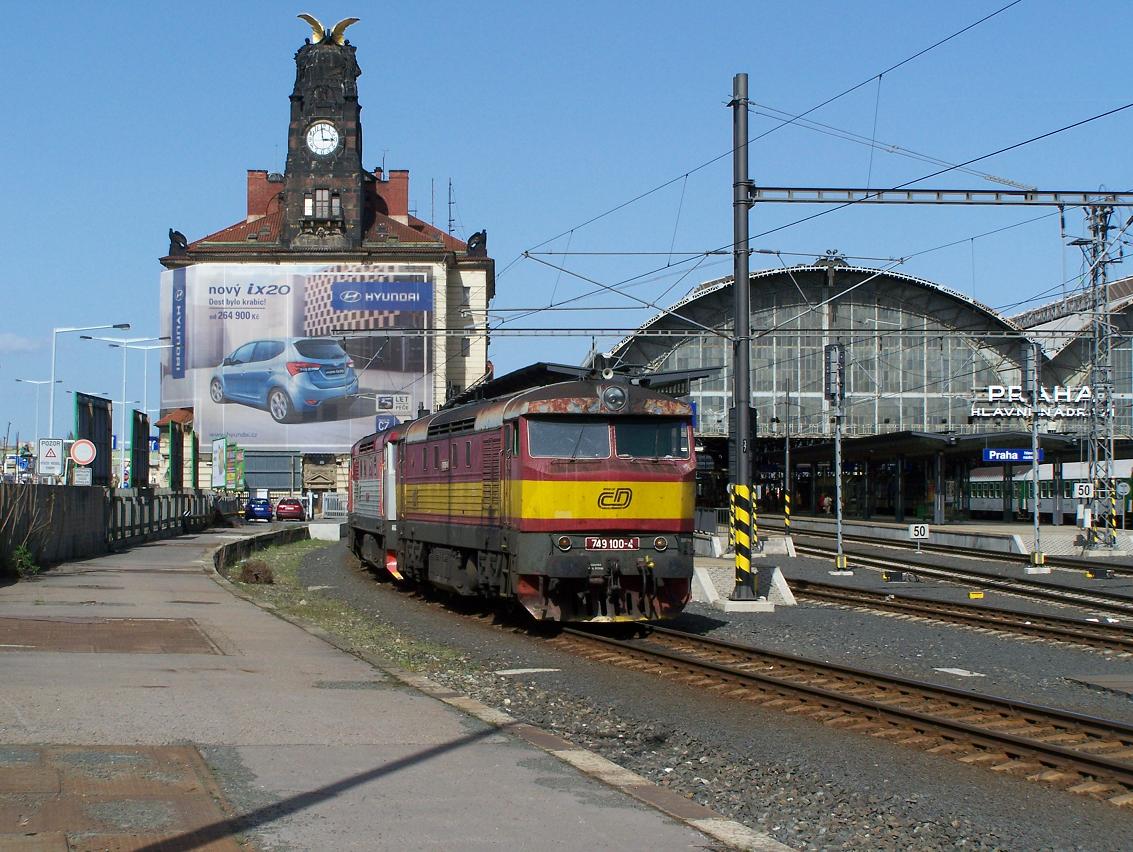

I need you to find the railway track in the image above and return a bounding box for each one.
[790,579,1133,654]
[759,520,1133,576]
[789,538,1133,618]
[555,625,1133,806]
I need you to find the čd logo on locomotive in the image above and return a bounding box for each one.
[597,487,633,509]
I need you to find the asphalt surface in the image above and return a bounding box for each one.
[300,542,1133,851]
[0,529,720,851]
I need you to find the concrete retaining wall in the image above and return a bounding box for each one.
[211,526,312,572]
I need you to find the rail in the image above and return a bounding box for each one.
[556,625,1133,806]
[790,579,1133,653]
[788,537,1133,616]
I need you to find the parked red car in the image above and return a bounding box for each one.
[276,497,306,521]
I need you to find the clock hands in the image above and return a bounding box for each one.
[307,122,337,153]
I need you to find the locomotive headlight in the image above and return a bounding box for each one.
[556,535,572,551]
[653,536,668,551]
[602,385,627,410]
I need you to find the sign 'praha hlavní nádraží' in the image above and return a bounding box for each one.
[969,384,1110,419]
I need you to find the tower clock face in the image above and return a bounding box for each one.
[305,121,340,156]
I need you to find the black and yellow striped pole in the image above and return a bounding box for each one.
[752,488,759,550]
[728,487,736,551]
[730,483,757,600]
[1111,485,1118,542]
[783,491,791,534]
[728,73,757,603]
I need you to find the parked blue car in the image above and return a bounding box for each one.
[209,337,359,423]
[244,497,273,522]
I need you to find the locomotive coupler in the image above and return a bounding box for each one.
[606,559,624,614]
[636,556,657,594]
[637,555,657,618]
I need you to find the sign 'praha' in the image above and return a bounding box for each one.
[969,384,1109,419]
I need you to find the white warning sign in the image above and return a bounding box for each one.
[38,438,64,477]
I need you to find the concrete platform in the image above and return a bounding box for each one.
[693,557,797,613]
[762,513,1133,559]
[308,519,345,541]
[0,527,783,851]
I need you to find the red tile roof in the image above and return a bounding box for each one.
[188,211,283,249]
[187,210,468,253]
[155,408,194,427]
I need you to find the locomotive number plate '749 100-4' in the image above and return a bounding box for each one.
[585,537,640,551]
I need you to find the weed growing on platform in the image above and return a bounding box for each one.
[224,540,465,673]
[9,545,40,578]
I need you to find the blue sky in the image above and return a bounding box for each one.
[3,0,1132,444]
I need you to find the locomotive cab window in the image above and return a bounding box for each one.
[527,417,610,459]
[613,418,690,458]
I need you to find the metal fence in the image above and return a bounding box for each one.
[321,492,348,520]
[107,490,241,546]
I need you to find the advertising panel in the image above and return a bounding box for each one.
[74,393,113,487]
[131,411,150,488]
[211,437,227,489]
[160,263,436,452]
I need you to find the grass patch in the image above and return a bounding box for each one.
[222,540,470,674]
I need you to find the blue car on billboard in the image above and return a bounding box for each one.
[209,337,359,423]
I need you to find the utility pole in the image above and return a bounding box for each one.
[447,179,455,236]
[783,376,791,537]
[728,72,757,602]
[1086,205,1117,549]
[1025,340,1048,571]
[826,343,850,573]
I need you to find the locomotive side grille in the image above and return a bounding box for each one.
[481,433,501,520]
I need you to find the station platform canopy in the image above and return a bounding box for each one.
[788,430,1081,465]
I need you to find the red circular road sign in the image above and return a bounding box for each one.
[70,439,97,466]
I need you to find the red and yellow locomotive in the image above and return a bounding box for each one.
[348,374,695,622]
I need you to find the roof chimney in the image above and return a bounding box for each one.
[387,170,409,224]
[246,170,281,222]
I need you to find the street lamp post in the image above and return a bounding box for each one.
[110,341,171,422]
[113,342,172,482]
[80,335,166,488]
[49,323,130,440]
[14,378,61,445]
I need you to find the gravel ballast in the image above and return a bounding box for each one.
[296,542,1133,851]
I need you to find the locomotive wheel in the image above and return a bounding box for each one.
[359,535,390,581]
[462,553,479,594]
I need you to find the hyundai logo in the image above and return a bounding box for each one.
[597,488,633,510]
[340,290,363,304]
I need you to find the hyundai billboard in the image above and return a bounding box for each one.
[160,263,436,451]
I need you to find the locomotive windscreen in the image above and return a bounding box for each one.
[526,416,692,460]
[527,417,610,459]
[614,418,690,458]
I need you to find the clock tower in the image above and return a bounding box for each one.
[280,16,365,249]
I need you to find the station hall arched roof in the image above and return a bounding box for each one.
[606,263,1033,370]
